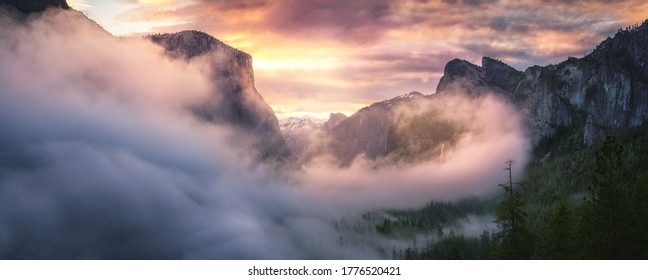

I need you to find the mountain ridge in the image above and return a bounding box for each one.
[148,30,294,165]
[437,20,648,144]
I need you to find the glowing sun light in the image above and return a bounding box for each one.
[68,0,90,11]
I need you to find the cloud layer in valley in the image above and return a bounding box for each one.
[299,93,529,211]
[0,8,353,259]
[0,6,528,259]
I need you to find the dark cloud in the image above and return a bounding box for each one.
[442,0,499,6]
[262,0,400,44]
[118,0,406,45]
[200,0,270,11]
[355,51,467,74]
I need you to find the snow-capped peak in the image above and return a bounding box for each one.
[279,117,321,132]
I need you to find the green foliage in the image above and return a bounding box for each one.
[523,124,592,235]
[396,231,495,260]
[530,130,648,259]
[624,172,648,258]
[493,161,533,259]
[390,122,648,260]
[543,200,576,259]
[578,136,636,259]
[375,198,489,238]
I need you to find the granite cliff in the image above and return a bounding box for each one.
[437,21,648,144]
[149,31,293,165]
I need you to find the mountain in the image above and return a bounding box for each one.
[276,92,429,166]
[149,31,293,165]
[326,91,425,165]
[278,113,347,163]
[385,98,465,163]
[317,21,648,165]
[0,0,293,166]
[322,113,348,131]
[436,57,524,99]
[279,117,322,157]
[437,21,648,144]
[280,117,321,132]
[0,0,68,14]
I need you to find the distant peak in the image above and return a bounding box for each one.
[279,117,321,131]
[329,112,348,119]
[322,113,348,131]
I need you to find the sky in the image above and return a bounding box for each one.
[70,0,648,120]
[0,8,526,258]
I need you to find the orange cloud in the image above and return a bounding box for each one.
[89,0,648,120]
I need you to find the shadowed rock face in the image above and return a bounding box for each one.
[149,31,293,165]
[0,0,68,14]
[322,113,347,131]
[436,57,525,99]
[324,20,648,165]
[327,92,424,165]
[436,20,648,144]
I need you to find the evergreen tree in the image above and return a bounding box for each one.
[544,200,576,259]
[578,136,633,259]
[623,172,648,258]
[494,160,532,259]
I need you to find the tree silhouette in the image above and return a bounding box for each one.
[544,199,576,259]
[494,160,532,259]
[579,136,633,259]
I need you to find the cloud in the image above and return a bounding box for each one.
[99,0,648,119]
[0,8,366,259]
[296,93,530,211]
[0,5,559,259]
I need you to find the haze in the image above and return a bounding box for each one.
[73,0,648,119]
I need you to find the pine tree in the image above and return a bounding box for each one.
[626,172,648,258]
[494,160,532,259]
[544,199,576,259]
[578,136,632,259]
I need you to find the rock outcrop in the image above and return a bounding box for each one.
[322,113,348,131]
[436,21,648,144]
[436,57,524,99]
[149,31,293,165]
[326,92,424,165]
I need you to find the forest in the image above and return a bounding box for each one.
[381,122,648,259]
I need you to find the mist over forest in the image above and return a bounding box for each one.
[1,1,647,259]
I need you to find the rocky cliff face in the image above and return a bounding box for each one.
[149,31,293,165]
[437,57,524,99]
[327,92,424,165]
[437,20,648,144]
[322,113,347,131]
[385,98,465,163]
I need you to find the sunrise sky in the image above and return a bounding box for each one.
[69,0,648,120]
